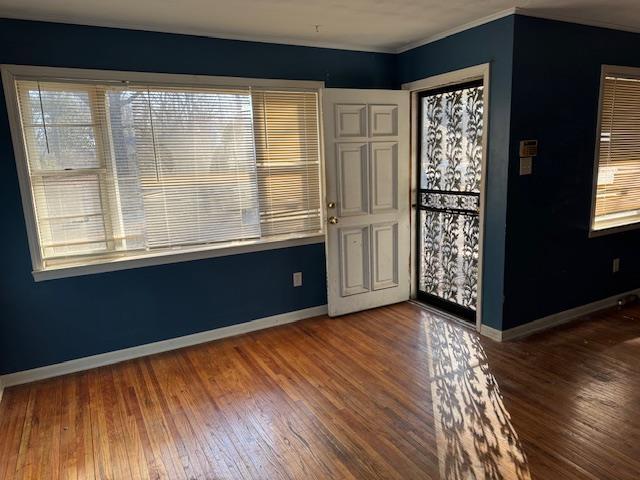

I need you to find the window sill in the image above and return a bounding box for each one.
[32,233,326,282]
[589,221,640,237]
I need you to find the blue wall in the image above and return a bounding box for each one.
[0,19,396,374]
[397,16,515,330]
[503,16,640,329]
[5,14,638,372]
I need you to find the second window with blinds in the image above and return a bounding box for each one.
[8,70,322,276]
[592,65,640,234]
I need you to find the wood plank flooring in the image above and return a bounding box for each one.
[1,301,640,479]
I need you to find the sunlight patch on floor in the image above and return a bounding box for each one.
[425,314,532,480]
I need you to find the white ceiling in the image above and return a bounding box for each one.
[0,0,639,52]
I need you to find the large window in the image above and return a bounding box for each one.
[3,66,323,278]
[592,66,640,234]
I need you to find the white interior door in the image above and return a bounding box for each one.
[323,89,410,316]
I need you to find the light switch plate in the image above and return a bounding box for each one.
[520,157,533,175]
[293,271,303,287]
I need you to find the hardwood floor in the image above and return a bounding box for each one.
[1,302,640,479]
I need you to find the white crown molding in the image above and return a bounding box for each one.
[395,7,517,53]
[0,304,328,389]
[511,7,640,37]
[3,6,640,57]
[0,11,395,53]
[396,6,640,54]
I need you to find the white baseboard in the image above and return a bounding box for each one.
[0,378,4,405]
[0,305,328,389]
[479,324,503,341]
[480,288,640,342]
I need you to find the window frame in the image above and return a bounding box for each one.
[590,64,640,237]
[1,64,326,281]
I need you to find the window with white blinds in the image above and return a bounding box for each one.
[252,90,321,236]
[9,72,322,274]
[592,68,640,232]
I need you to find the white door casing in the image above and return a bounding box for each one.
[402,63,490,331]
[323,89,410,316]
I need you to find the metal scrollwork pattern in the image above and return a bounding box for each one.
[419,84,483,312]
[419,192,480,212]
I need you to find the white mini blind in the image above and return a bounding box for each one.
[593,74,640,231]
[252,90,321,236]
[14,77,322,270]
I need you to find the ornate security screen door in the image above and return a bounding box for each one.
[417,81,483,322]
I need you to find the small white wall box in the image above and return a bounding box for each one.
[520,157,533,175]
[519,139,538,157]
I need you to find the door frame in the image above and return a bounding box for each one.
[402,63,491,332]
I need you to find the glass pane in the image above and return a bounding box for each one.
[593,76,640,230]
[24,125,99,171]
[32,174,108,259]
[106,87,260,249]
[22,85,99,171]
[419,83,484,314]
[257,164,321,236]
[252,90,321,236]
[419,210,479,310]
[23,87,93,125]
[421,85,483,192]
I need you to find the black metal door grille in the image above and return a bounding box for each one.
[416,81,483,322]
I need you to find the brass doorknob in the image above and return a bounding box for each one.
[327,201,336,209]
[328,216,339,224]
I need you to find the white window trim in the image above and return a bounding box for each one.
[32,234,325,282]
[589,64,640,237]
[1,64,326,281]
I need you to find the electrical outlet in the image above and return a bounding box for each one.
[293,271,303,287]
[613,258,620,273]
